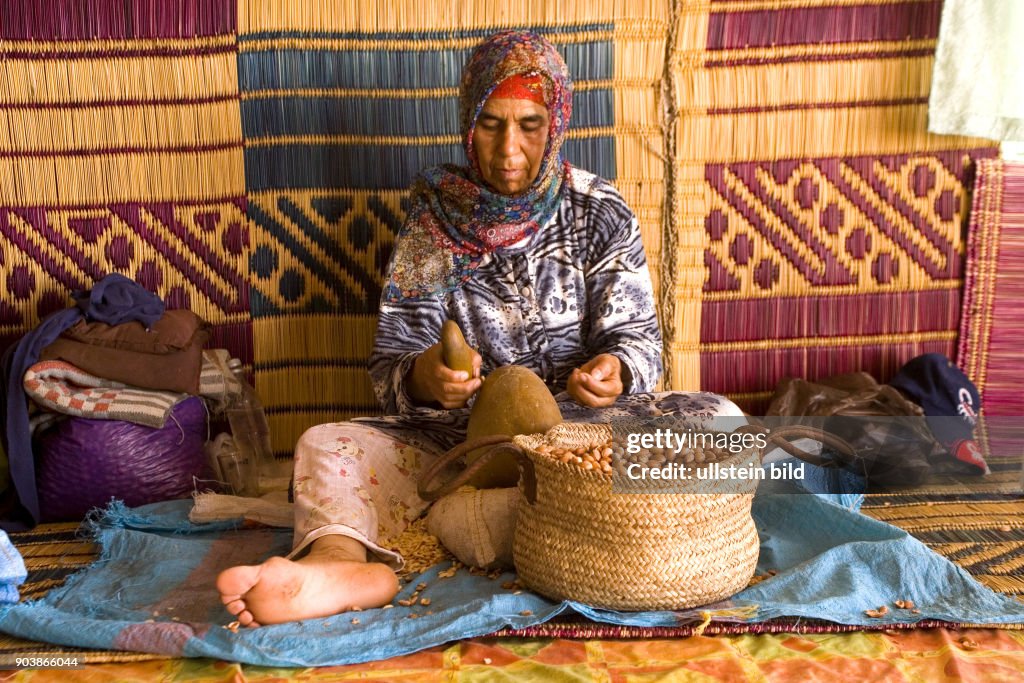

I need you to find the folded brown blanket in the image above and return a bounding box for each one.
[39,310,210,394]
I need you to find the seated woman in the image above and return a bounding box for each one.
[217,29,741,627]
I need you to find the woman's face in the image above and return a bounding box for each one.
[471,97,550,196]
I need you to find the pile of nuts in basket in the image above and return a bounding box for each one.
[534,435,733,477]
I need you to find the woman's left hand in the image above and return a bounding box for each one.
[567,354,623,408]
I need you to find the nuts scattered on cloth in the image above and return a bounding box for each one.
[438,562,461,579]
[382,517,453,577]
[866,600,923,618]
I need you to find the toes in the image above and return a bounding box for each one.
[216,564,262,598]
[220,593,242,606]
[236,609,256,627]
[224,599,246,616]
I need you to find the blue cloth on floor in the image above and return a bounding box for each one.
[760,453,866,505]
[0,530,27,605]
[0,494,1022,667]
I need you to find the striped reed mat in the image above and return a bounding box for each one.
[671,0,1000,408]
[0,1,668,457]
[958,160,1024,445]
[5,0,1015,457]
[3,476,1022,662]
[0,0,253,370]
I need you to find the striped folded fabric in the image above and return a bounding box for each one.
[23,350,237,429]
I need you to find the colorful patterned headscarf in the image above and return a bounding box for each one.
[383,30,574,302]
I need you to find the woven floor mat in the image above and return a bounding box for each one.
[860,454,1024,598]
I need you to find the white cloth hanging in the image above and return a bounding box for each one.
[929,0,1024,142]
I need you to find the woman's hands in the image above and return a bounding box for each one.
[407,343,483,409]
[567,353,623,408]
[409,347,622,409]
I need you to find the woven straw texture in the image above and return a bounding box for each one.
[1,1,1014,453]
[956,159,1024,458]
[958,160,1024,416]
[0,1,667,456]
[236,1,667,451]
[512,423,759,610]
[670,0,1000,408]
[0,0,253,374]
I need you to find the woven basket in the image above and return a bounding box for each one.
[419,421,851,611]
[512,423,759,610]
[35,396,209,521]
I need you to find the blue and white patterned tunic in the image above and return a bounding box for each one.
[369,168,663,414]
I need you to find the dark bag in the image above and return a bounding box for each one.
[766,372,944,487]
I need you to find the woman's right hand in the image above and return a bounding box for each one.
[407,343,483,409]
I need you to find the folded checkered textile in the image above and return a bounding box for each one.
[23,350,237,429]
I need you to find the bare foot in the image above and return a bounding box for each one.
[216,537,399,627]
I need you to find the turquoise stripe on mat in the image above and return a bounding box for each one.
[244,138,615,191]
[241,89,613,138]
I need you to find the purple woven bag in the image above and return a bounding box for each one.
[34,397,208,521]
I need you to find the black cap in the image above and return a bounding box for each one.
[888,353,987,473]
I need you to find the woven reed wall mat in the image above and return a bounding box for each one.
[0,0,254,375]
[235,1,670,452]
[668,0,1001,406]
[957,159,1024,460]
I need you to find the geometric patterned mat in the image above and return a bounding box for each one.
[680,0,1000,407]
[860,455,1024,600]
